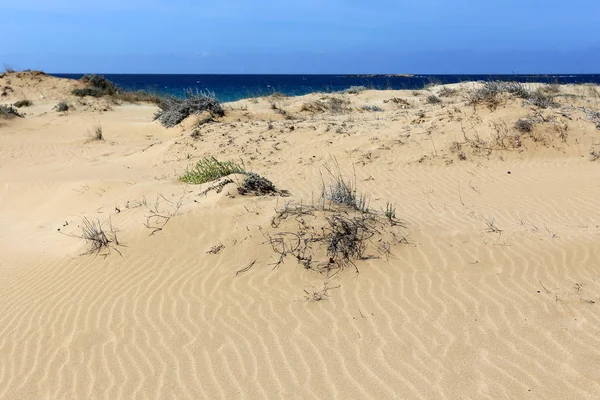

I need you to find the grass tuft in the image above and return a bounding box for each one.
[180,157,245,184]
[321,161,368,212]
[89,123,104,140]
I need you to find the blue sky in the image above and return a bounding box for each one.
[1,0,598,73]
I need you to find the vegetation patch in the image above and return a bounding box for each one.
[155,89,224,128]
[180,157,245,184]
[426,94,442,104]
[514,118,534,133]
[54,101,70,112]
[0,104,22,118]
[321,162,369,212]
[361,105,383,112]
[264,196,406,276]
[301,97,350,114]
[63,217,122,257]
[237,172,286,196]
[527,89,557,108]
[89,123,104,141]
[13,99,32,108]
[438,87,458,97]
[467,81,530,109]
[72,74,118,98]
[342,86,367,94]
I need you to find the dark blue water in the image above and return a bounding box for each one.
[52,74,600,103]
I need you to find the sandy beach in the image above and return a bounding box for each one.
[1,71,600,399]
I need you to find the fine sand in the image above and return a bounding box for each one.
[1,72,600,399]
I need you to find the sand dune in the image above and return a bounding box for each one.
[1,72,600,399]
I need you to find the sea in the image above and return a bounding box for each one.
[52,74,600,103]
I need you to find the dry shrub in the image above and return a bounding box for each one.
[238,172,288,196]
[301,97,350,114]
[426,94,442,104]
[155,89,224,128]
[265,201,407,276]
[515,119,534,133]
[527,90,557,108]
[13,99,32,108]
[438,87,458,97]
[63,217,122,257]
[54,101,69,112]
[0,104,22,118]
[342,86,366,94]
[467,81,530,110]
[115,90,162,104]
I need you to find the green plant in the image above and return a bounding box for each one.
[180,157,245,184]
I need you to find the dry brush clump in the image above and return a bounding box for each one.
[54,101,70,112]
[72,74,118,97]
[13,99,32,108]
[467,81,560,110]
[263,164,407,276]
[342,86,367,94]
[467,81,529,109]
[0,104,22,118]
[438,87,459,97]
[514,118,535,133]
[63,217,122,257]
[155,89,224,128]
[72,74,161,103]
[89,123,104,140]
[361,104,383,112]
[301,96,350,114]
[321,162,369,212]
[265,200,407,276]
[237,172,283,196]
[426,94,442,104]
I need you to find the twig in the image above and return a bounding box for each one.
[236,260,256,276]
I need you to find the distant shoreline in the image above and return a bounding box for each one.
[47,73,600,102]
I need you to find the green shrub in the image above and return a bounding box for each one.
[180,157,245,184]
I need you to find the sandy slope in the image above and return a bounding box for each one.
[1,72,600,399]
